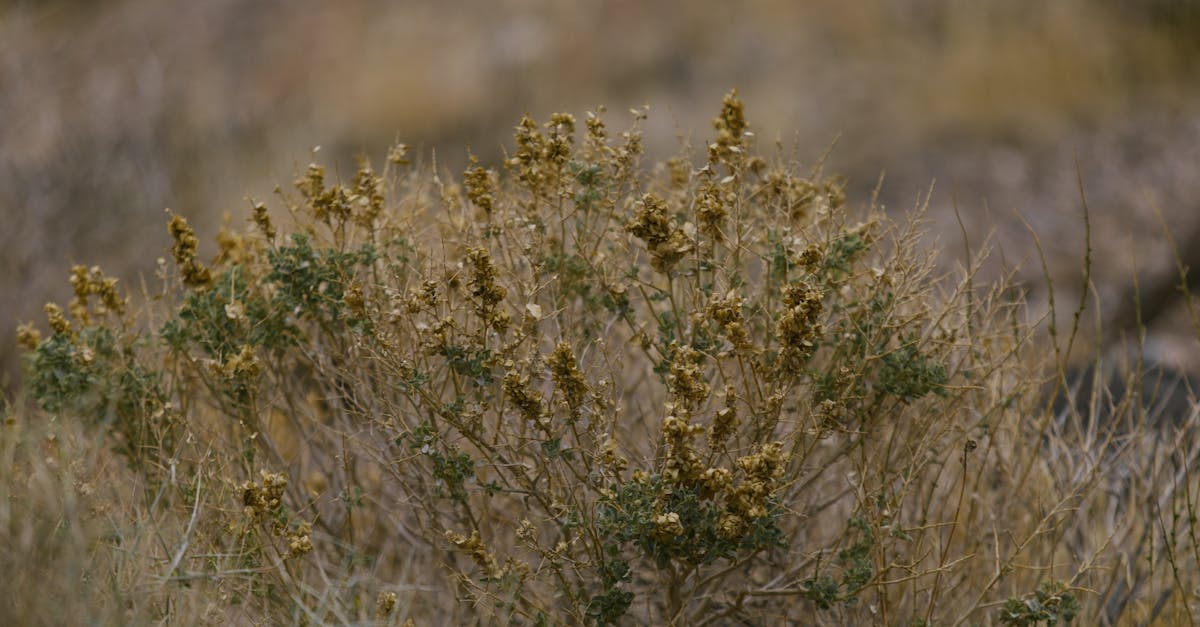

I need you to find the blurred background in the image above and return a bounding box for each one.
[3,0,1200,390]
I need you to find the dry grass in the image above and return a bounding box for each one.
[5,94,1199,625]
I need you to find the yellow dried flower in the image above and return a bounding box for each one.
[627,193,672,245]
[737,441,788,480]
[695,182,728,241]
[463,154,496,216]
[241,470,288,523]
[545,112,576,166]
[503,369,545,426]
[653,231,693,274]
[653,511,685,539]
[709,385,739,449]
[44,302,73,337]
[709,89,748,165]
[376,592,397,619]
[67,266,93,325]
[759,169,819,221]
[626,193,693,273]
[598,437,628,473]
[707,292,750,351]
[344,282,367,319]
[223,344,260,379]
[465,247,509,332]
[717,512,746,541]
[68,264,126,321]
[660,403,705,486]
[167,213,199,263]
[615,124,644,173]
[719,442,790,538]
[548,341,589,420]
[167,212,213,289]
[287,521,313,558]
[250,200,275,238]
[297,163,326,201]
[667,344,710,407]
[507,115,549,192]
[798,243,824,268]
[445,529,503,578]
[16,322,42,350]
[516,519,536,542]
[776,280,825,370]
[815,397,845,431]
[717,90,747,139]
[699,466,732,497]
[352,158,385,227]
[585,108,607,138]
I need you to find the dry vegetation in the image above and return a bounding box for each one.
[5,93,1200,625]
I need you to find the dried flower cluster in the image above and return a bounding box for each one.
[625,192,693,273]
[237,470,312,560]
[548,341,588,420]
[777,280,824,355]
[709,89,748,165]
[445,529,527,581]
[167,213,213,289]
[719,442,788,540]
[503,366,545,426]
[68,265,125,323]
[43,302,73,337]
[506,112,576,197]
[241,470,288,526]
[706,291,751,352]
[466,247,510,332]
[463,155,496,216]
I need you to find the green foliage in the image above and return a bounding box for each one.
[877,336,949,403]
[403,421,477,502]
[599,479,719,566]
[436,345,494,386]
[586,545,634,626]
[802,574,841,610]
[161,265,298,356]
[801,517,877,610]
[27,328,110,414]
[999,580,1081,626]
[822,231,869,283]
[26,325,167,465]
[837,517,876,600]
[267,233,376,325]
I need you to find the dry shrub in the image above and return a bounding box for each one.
[7,92,1199,625]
